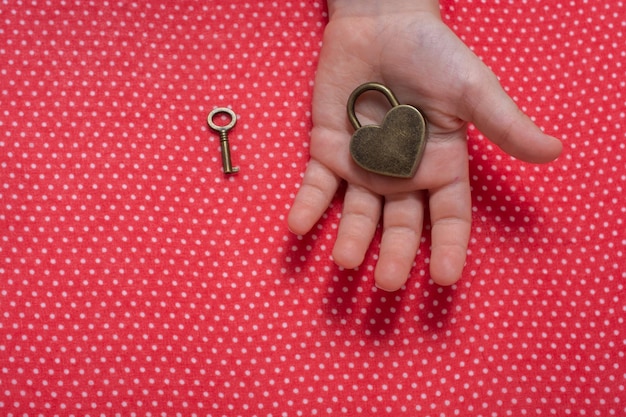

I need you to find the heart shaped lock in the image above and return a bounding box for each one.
[347,82,427,178]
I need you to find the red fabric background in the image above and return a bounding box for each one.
[1,0,624,415]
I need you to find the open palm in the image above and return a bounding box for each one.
[288,9,562,290]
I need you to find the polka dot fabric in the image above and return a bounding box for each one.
[0,0,624,415]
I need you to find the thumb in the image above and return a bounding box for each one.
[462,71,563,163]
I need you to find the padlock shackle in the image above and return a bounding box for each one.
[347,82,402,130]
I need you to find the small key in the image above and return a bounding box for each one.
[207,107,239,174]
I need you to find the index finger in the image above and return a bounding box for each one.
[428,175,472,286]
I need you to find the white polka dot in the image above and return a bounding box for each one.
[0,0,624,415]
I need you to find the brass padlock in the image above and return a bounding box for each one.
[347,82,427,178]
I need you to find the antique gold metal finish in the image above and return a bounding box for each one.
[347,82,427,178]
[208,107,239,175]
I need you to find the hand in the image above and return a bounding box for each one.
[288,1,562,290]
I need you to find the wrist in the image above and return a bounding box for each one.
[327,0,440,19]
